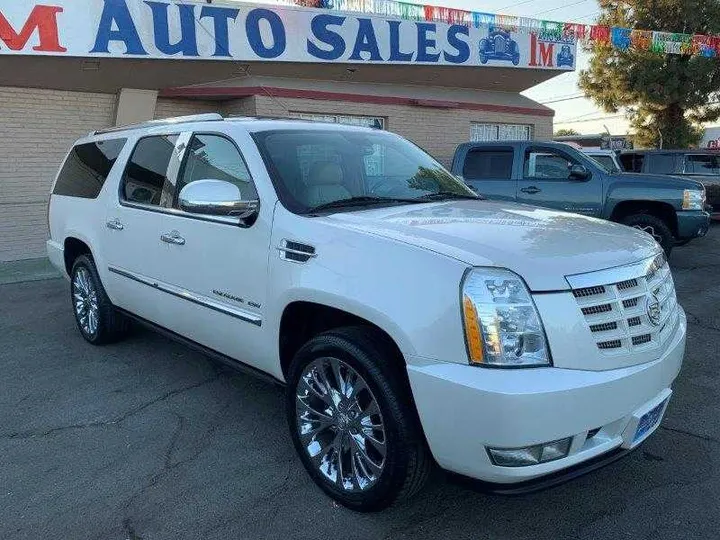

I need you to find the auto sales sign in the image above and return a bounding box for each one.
[0,0,576,70]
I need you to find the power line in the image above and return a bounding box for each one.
[497,0,537,11]
[531,0,590,17]
[540,94,586,104]
[556,114,627,125]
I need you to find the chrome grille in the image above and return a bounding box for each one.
[571,254,680,355]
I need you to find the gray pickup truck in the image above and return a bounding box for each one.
[451,141,710,255]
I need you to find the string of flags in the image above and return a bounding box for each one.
[272,0,720,58]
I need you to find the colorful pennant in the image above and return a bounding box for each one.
[292,0,719,58]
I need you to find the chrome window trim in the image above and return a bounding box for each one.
[108,266,262,327]
[119,200,242,226]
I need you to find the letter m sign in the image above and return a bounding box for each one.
[0,5,66,52]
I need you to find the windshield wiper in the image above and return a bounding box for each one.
[416,191,483,201]
[305,196,421,214]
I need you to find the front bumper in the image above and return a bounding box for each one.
[676,210,710,240]
[407,310,686,485]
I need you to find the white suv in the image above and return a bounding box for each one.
[47,114,686,511]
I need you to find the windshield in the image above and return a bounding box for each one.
[252,129,477,214]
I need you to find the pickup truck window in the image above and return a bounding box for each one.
[620,152,643,172]
[686,154,719,175]
[462,149,513,180]
[121,135,179,207]
[53,139,127,199]
[253,129,474,214]
[177,134,258,203]
[646,153,680,174]
[524,149,579,180]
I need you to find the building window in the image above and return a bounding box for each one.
[291,112,386,130]
[471,123,532,142]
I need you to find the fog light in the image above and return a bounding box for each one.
[487,438,572,467]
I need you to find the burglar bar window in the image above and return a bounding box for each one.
[291,112,385,130]
[471,123,532,142]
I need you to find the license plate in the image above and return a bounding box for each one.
[634,400,667,443]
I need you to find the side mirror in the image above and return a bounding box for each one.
[569,164,591,181]
[179,179,259,220]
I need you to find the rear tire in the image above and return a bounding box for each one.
[70,255,130,345]
[285,326,431,512]
[621,214,675,256]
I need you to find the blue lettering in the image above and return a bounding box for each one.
[416,23,440,63]
[349,18,382,61]
[444,25,470,64]
[145,1,198,56]
[91,0,147,55]
[246,8,285,59]
[307,14,346,60]
[199,5,240,57]
[388,20,413,62]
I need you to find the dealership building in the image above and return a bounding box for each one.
[0,0,574,262]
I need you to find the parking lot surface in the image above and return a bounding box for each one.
[2,230,719,540]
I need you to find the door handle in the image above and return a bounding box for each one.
[160,231,185,246]
[521,186,542,195]
[106,218,124,231]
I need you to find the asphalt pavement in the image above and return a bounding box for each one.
[1,229,719,540]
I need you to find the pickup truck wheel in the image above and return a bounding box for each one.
[286,327,431,512]
[70,255,129,345]
[621,214,674,256]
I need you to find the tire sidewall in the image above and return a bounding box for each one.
[70,255,103,344]
[285,334,413,511]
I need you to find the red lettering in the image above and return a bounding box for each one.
[528,34,555,67]
[0,5,66,52]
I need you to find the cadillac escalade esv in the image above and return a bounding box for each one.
[48,115,687,511]
[452,141,710,254]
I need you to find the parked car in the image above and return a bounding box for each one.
[620,150,720,219]
[557,45,574,67]
[452,141,710,254]
[479,28,520,65]
[49,115,687,511]
[583,149,624,173]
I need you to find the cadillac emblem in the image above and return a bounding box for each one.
[646,294,662,326]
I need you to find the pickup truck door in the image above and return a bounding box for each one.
[459,146,517,201]
[105,130,273,372]
[517,145,603,217]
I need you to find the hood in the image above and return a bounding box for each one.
[322,200,660,291]
[618,172,706,189]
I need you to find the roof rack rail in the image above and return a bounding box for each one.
[92,113,224,136]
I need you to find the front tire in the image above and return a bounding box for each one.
[70,255,129,345]
[286,327,431,512]
[621,214,675,256]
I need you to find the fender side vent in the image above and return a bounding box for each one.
[279,240,316,263]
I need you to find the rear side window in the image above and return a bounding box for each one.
[53,139,127,198]
[463,149,514,180]
[646,154,679,174]
[686,154,719,175]
[620,153,643,172]
[121,135,179,207]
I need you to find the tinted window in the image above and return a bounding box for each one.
[177,134,258,202]
[620,153,641,172]
[686,154,719,175]
[463,150,514,180]
[524,149,579,180]
[588,155,618,173]
[53,139,127,198]
[646,154,679,174]
[121,135,179,206]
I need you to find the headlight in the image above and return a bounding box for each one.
[461,268,551,368]
[683,189,706,210]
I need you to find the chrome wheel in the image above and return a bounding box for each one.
[633,224,664,244]
[296,357,386,492]
[73,267,99,336]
